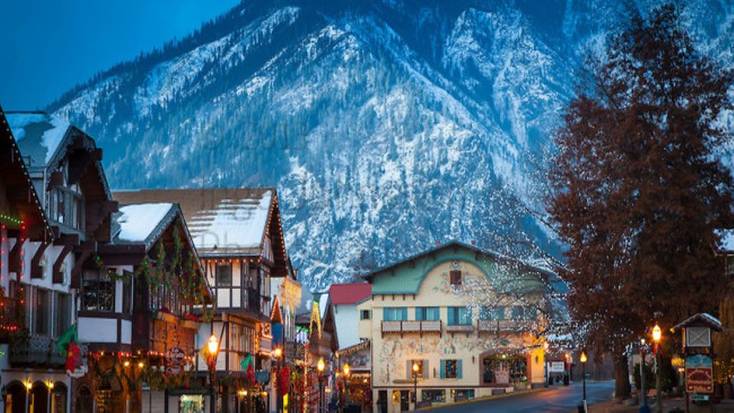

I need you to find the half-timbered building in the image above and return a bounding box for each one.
[2,109,115,413]
[113,188,296,413]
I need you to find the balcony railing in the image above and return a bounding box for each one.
[478,319,533,333]
[381,320,443,336]
[9,334,66,368]
[446,324,474,333]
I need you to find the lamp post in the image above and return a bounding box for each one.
[206,333,220,413]
[342,363,351,412]
[652,323,663,413]
[640,338,648,410]
[580,351,588,413]
[317,357,326,413]
[412,362,420,409]
[274,347,283,413]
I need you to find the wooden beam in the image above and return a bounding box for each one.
[8,237,25,276]
[53,244,73,284]
[30,241,50,278]
[71,242,96,288]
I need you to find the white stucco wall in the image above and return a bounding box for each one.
[333,303,360,349]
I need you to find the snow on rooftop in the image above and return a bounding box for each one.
[117,203,175,243]
[187,190,272,250]
[6,112,71,165]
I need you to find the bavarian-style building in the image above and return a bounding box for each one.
[358,241,558,413]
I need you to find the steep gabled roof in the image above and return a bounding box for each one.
[113,203,179,250]
[5,111,113,201]
[328,283,371,305]
[0,106,52,238]
[6,111,69,168]
[113,188,286,259]
[363,240,559,295]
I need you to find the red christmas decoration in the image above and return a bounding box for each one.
[246,362,256,386]
[65,342,81,372]
[278,366,290,394]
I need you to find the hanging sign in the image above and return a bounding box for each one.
[685,354,713,394]
[166,347,186,375]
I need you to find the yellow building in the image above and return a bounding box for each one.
[357,242,555,412]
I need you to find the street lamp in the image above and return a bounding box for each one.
[206,333,220,413]
[342,363,351,411]
[640,338,648,410]
[651,323,663,413]
[274,346,284,413]
[412,362,420,407]
[317,357,326,413]
[580,351,588,413]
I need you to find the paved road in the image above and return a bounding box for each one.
[428,381,615,413]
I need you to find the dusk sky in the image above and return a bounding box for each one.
[0,0,239,110]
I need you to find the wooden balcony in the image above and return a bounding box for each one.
[381,320,443,337]
[9,334,66,368]
[446,324,474,334]
[478,319,532,333]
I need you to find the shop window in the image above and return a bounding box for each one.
[454,389,474,402]
[421,390,445,403]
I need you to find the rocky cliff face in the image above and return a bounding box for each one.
[49,0,734,289]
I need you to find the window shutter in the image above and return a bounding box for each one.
[440,360,446,379]
[401,307,408,321]
[423,360,429,379]
[448,308,456,325]
[457,360,463,379]
[406,361,412,379]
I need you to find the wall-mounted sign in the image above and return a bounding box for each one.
[686,354,713,394]
[549,362,565,373]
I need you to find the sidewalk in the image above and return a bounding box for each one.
[417,386,548,411]
[585,398,734,412]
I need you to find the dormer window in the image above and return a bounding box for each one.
[450,270,462,286]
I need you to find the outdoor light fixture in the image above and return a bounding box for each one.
[343,363,350,376]
[317,357,325,372]
[579,352,587,363]
[579,351,588,413]
[138,361,144,369]
[45,380,54,390]
[207,334,219,356]
[124,360,130,368]
[24,380,32,391]
[652,323,662,344]
[273,346,283,359]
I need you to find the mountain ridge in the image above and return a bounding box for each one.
[46,0,734,290]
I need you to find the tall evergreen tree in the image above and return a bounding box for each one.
[548,4,734,398]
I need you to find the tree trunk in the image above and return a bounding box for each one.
[614,353,631,400]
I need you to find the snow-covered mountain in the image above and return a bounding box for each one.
[48,0,734,290]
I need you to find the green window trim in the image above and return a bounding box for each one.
[383,307,408,321]
[447,306,472,325]
[415,306,440,321]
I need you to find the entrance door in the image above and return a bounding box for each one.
[400,391,410,412]
[377,390,387,413]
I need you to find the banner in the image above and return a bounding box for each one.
[686,354,713,394]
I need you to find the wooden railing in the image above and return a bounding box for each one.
[381,320,443,336]
[477,319,533,332]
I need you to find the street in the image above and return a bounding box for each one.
[427,381,615,413]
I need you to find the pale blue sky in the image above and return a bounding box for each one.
[0,0,239,109]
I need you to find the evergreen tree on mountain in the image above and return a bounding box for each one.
[548,4,734,398]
